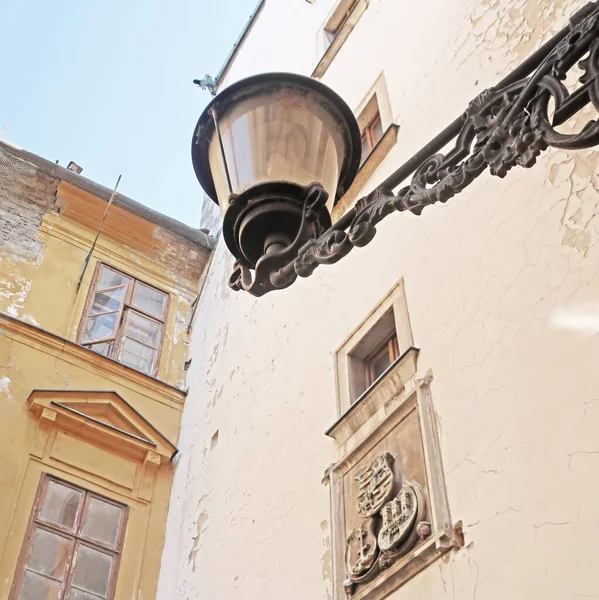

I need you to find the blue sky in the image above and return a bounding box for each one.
[1,0,258,225]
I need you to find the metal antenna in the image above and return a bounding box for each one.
[0,123,8,138]
[78,174,122,287]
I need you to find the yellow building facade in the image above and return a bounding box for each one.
[0,141,212,600]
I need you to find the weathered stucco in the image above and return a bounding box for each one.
[0,148,59,320]
[0,142,211,599]
[160,1,599,599]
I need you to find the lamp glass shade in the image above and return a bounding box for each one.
[206,83,351,217]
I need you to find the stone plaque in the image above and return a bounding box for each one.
[327,374,454,600]
[343,449,428,596]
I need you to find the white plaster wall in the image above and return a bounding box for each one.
[159,0,599,598]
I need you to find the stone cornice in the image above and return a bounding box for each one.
[38,217,197,298]
[0,313,187,409]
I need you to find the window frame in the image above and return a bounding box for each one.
[77,263,170,377]
[80,281,129,346]
[10,474,128,600]
[331,73,398,220]
[360,111,383,161]
[334,278,414,413]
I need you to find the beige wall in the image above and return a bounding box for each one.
[160,1,599,599]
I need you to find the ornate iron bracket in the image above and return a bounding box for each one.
[230,2,599,297]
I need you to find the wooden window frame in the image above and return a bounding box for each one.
[10,474,129,600]
[364,333,400,388]
[335,279,414,414]
[77,263,170,377]
[360,112,383,161]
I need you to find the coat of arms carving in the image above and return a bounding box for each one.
[344,452,429,596]
[355,452,394,517]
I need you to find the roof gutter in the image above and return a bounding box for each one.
[214,0,266,90]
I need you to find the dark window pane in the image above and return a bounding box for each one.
[27,528,70,579]
[97,268,131,291]
[39,481,82,531]
[90,287,125,315]
[19,571,61,600]
[82,313,118,343]
[81,498,123,549]
[372,351,392,381]
[131,283,166,319]
[71,544,113,597]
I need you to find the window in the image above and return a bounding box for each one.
[344,308,398,403]
[365,333,399,387]
[79,264,168,376]
[328,282,452,600]
[335,278,414,411]
[332,73,399,219]
[360,112,383,159]
[11,476,127,600]
[357,91,385,161]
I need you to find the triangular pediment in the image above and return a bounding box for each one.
[27,390,177,462]
[49,399,149,439]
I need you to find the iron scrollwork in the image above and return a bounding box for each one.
[228,182,329,296]
[230,3,599,296]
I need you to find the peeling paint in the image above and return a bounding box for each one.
[0,145,55,320]
[0,139,212,600]
[187,510,209,572]
[320,519,332,600]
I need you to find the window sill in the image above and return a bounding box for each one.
[85,343,158,380]
[326,346,419,448]
[312,0,368,79]
[332,123,399,220]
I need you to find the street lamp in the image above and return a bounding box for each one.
[192,72,361,292]
[193,2,599,297]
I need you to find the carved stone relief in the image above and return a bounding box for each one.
[327,371,455,600]
[343,452,429,596]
